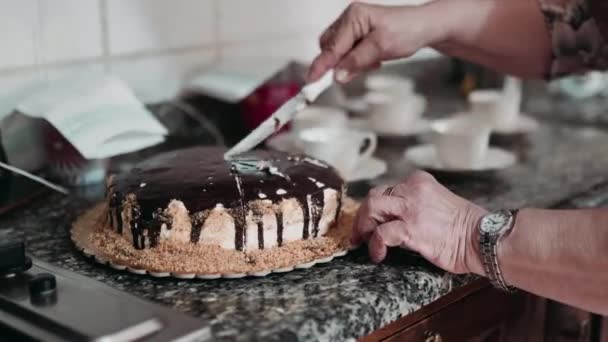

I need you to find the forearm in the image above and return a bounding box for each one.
[429,0,552,79]
[496,209,608,314]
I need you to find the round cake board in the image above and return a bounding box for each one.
[71,198,359,280]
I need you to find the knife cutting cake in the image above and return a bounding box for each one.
[72,146,355,277]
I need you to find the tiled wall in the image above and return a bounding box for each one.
[0,0,431,109]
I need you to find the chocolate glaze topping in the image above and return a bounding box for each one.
[106,147,344,251]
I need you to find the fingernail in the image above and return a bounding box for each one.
[335,69,349,83]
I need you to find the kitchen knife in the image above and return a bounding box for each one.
[224,70,334,160]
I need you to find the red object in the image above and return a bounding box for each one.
[241,81,301,130]
[43,123,107,185]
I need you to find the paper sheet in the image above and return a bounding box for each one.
[16,74,168,160]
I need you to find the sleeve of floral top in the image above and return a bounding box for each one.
[538,0,608,78]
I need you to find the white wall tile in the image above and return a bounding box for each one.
[218,0,349,43]
[109,49,215,103]
[0,70,46,171]
[0,0,38,69]
[107,0,215,55]
[0,70,43,119]
[363,0,433,4]
[44,63,105,82]
[219,36,319,64]
[38,0,103,63]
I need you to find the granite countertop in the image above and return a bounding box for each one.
[2,84,608,341]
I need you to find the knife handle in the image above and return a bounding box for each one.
[302,70,334,102]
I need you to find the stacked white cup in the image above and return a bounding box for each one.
[291,106,378,177]
[363,75,427,134]
[431,115,492,170]
[295,127,377,176]
[468,76,523,130]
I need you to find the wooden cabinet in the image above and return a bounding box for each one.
[545,301,593,342]
[362,280,542,342]
[601,317,608,342]
[362,279,606,342]
[382,286,522,342]
[544,301,607,342]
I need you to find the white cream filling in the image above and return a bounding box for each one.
[114,187,341,251]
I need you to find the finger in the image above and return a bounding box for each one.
[308,5,371,82]
[368,184,392,197]
[352,196,408,245]
[368,220,410,263]
[352,184,392,245]
[335,32,384,83]
[319,18,341,50]
[369,183,410,199]
[307,51,339,83]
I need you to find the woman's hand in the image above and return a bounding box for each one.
[308,0,552,82]
[353,171,487,275]
[307,2,448,83]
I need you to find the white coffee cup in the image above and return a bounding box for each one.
[366,92,426,132]
[431,115,491,170]
[291,106,348,134]
[295,127,377,176]
[315,83,348,108]
[499,76,522,125]
[365,74,414,97]
[468,79,522,130]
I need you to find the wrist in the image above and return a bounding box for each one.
[495,209,520,284]
[428,0,495,49]
[417,1,454,47]
[423,0,462,47]
[464,204,488,276]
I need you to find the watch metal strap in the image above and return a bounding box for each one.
[481,234,515,292]
[480,210,518,293]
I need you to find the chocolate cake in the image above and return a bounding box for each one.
[104,147,345,252]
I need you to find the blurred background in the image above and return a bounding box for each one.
[0,0,431,106]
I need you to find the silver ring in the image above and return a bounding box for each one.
[382,186,395,197]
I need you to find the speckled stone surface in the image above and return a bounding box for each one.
[3,86,608,341]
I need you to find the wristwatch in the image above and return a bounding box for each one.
[478,209,518,292]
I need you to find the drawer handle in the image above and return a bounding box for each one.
[424,331,443,342]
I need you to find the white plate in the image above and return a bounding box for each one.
[493,114,539,135]
[346,118,431,137]
[343,96,369,114]
[347,157,387,182]
[371,119,431,137]
[265,132,387,182]
[265,132,297,153]
[404,144,517,173]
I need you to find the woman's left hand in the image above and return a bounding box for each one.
[353,171,488,275]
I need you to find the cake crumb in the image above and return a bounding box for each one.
[72,199,359,275]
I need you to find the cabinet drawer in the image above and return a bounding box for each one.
[385,287,524,341]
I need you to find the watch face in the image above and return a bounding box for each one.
[481,210,511,234]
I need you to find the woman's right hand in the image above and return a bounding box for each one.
[307,2,449,83]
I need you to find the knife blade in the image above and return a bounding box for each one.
[224,70,334,160]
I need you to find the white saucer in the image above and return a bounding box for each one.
[265,132,387,181]
[373,119,431,137]
[343,96,368,114]
[404,144,517,173]
[492,114,539,135]
[346,157,387,182]
[265,131,298,153]
[347,118,431,137]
